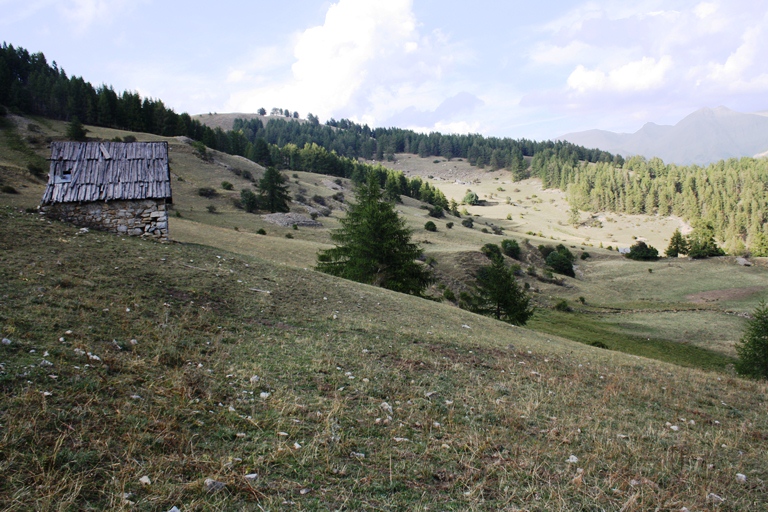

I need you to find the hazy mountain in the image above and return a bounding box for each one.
[559,107,768,165]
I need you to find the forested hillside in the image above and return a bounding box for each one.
[3,41,768,254]
[530,150,768,255]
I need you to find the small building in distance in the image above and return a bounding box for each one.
[40,141,172,241]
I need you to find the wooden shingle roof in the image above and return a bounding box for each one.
[41,141,172,205]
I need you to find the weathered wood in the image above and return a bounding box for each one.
[42,141,172,205]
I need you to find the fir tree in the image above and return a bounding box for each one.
[316,174,433,296]
[665,228,689,257]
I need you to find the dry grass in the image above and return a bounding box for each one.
[1,209,767,511]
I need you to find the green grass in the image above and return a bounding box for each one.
[530,309,737,371]
[1,208,768,511]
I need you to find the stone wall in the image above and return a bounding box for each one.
[41,199,170,241]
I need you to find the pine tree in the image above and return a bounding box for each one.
[316,174,433,295]
[258,167,291,213]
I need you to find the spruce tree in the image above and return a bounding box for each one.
[665,228,689,257]
[736,301,768,379]
[464,255,533,325]
[316,174,433,296]
[258,167,291,213]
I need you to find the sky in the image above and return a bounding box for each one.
[2,0,767,140]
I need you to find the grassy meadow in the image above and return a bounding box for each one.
[1,115,768,510]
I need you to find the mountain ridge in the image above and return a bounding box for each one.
[559,106,768,165]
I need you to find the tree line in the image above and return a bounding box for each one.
[530,151,768,255]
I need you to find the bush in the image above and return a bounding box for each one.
[446,222,453,229]
[1,185,19,194]
[221,181,234,190]
[580,252,591,260]
[443,288,456,302]
[206,205,217,213]
[428,205,444,218]
[461,218,474,228]
[332,192,345,202]
[538,245,556,259]
[463,190,479,205]
[546,248,575,278]
[736,301,768,379]
[257,228,266,235]
[240,189,259,213]
[198,187,217,198]
[501,239,521,259]
[312,194,326,206]
[122,135,137,143]
[554,299,571,312]
[481,243,502,261]
[241,170,254,182]
[424,221,437,232]
[191,141,208,160]
[625,241,660,261]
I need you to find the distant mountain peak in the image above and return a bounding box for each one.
[559,107,768,166]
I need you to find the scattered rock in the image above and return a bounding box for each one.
[244,473,258,481]
[262,212,321,227]
[139,475,151,486]
[1,338,11,345]
[735,257,751,267]
[707,493,725,503]
[567,455,578,464]
[380,402,393,415]
[736,473,747,483]
[204,478,226,493]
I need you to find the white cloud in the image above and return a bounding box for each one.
[567,56,673,93]
[226,0,464,126]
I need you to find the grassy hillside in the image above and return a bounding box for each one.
[2,209,767,511]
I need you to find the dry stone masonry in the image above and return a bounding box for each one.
[40,199,170,241]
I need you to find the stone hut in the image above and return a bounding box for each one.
[40,141,172,241]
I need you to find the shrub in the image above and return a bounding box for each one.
[501,239,521,259]
[240,189,259,213]
[257,228,266,235]
[241,170,254,182]
[580,252,591,260]
[443,288,456,302]
[294,194,307,203]
[428,205,444,218]
[461,218,474,228]
[554,299,571,312]
[625,241,660,261]
[446,222,453,229]
[221,181,234,190]
[191,141,208,160]
[481,228,489,233]
[122,135,137,143]
[293,224,298,230]
[481,243,502,262]
[312,194,326,206]
[198,187,217,198]
[538,245,556,258]
[546,248,575,278]
[424,221,437,232]
[332,192,345,202]
[1,185,19,194]
[285,233,294,239]
[206,205,217,214]
[463,190,479,205]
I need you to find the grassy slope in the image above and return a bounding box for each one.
[2,115,768,509]
[2,210,767,511]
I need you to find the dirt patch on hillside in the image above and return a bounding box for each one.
[686,286,766,303]
[262,212,322,227]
